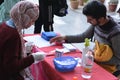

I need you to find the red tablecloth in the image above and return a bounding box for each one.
[24,34,118,80]
[40,45,118,80]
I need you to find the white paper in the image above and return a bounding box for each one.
[63,43,77,51]
[23,35,51,48]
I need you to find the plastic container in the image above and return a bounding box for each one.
[81,50,94,79]
[55,48,63,58]
[41,32,57,41]
[81,38,90,67]
[53,56,77,72]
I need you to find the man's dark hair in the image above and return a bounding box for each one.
[82,1,107,19]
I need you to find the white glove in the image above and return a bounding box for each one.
[31,52,46,63]
[25,42,34,54]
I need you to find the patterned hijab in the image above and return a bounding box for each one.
[9,1,39,79]
[10,0,39,55]
[10,0,39,32]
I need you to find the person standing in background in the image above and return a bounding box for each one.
[0,1,46,80]
[34,0,54,33]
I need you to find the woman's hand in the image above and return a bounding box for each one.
[31,52,46,63]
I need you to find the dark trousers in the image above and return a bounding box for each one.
[34,0,54,33]
[0,0,4,5]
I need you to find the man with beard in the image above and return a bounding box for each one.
[50,0,120,78]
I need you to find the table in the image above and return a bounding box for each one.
[39,46,118,80]
[24,34,118,80]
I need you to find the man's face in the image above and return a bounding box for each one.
[86,16,98,26]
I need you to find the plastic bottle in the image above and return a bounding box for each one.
[81,38,90,66]
[81,50,94,79]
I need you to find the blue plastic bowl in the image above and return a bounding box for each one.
[53,56,78,72]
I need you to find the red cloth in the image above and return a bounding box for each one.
[25,34,118,80]
[30,46,49,80]
[30,43,81,80]
[40,46,118,80]
[30,62,48,80]
[25,34,49,80]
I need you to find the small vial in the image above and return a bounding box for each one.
[25,42,34,55]
[81,50,94,79]
[55,48,63,58]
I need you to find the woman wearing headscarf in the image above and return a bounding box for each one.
[0,1,46,80]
